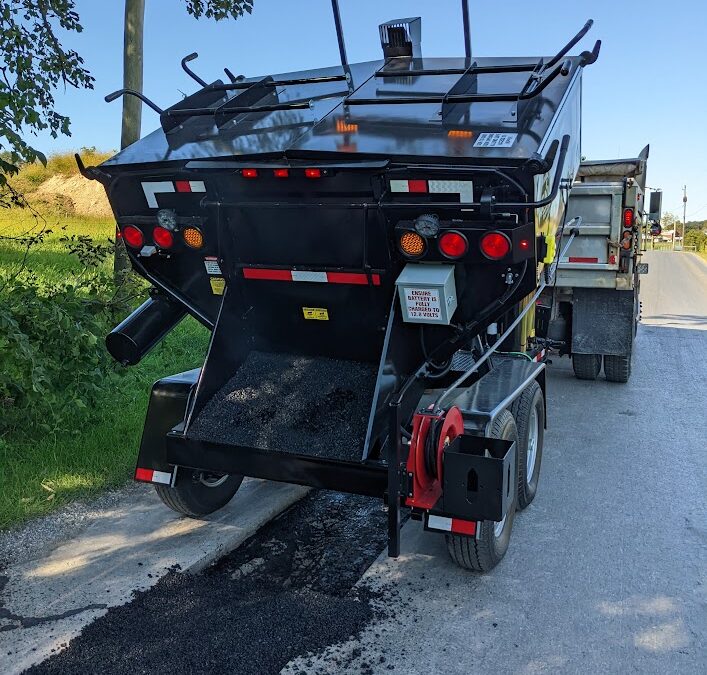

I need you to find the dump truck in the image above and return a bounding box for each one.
[537,148,658,382]
[79,3,600,571]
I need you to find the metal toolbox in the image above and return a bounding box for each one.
[442,434,516,522]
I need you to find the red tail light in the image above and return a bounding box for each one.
[305,168,322,179]
[623,208,634,227]
[242,168,258,179]
[273,168,289,178]
[479,232,511,260]
[122,225,144,249]
[152,226,174,249]
[438,231,468,258]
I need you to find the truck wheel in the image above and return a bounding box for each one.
[604,354,631,383]
[445,410,518,573]
[155,469,243,517]
[572,353,602,380]
[510,380,544,510]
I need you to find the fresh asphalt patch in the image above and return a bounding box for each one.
[25,491,403,675]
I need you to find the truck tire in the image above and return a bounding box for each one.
[155,469,243,517]
[572,353,602,380]
[604,354,631,383]
[445,410,518,573]
[510,380,544,510]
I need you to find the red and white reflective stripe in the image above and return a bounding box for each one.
[135,467,172,485]
[142,180,206,208]
[427,514,477,536]
[534,348,546,362]
[242,268,381,286]
[566,256,600,263]
[390,179,473,203]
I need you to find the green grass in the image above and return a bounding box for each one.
[0,207,209,529]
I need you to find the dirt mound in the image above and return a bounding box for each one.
[34,174,112,218]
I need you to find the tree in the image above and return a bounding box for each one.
[684,229,706,251]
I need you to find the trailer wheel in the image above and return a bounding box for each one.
[445,410,518,573]
[604,354,631,383]
[155,470,243,517]
[510,380,544,510]
[572,353,602,380]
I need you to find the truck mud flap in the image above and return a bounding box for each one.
[572,288,635,356]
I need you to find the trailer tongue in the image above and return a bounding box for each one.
[84,7,600,572]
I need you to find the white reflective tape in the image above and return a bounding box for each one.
[142,181,175,208]
[151,470,172,485]
[189,180,206,192]
[291,270,328,283]
[427,514,453,532]
[390,179,410,193]
[428,180,474,203]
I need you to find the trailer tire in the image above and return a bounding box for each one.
[155,470,243,517]
[510,380,544,510]
[572,353,602,380]
[604,354,631,383]
[445,410,518,573]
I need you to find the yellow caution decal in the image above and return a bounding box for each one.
[302,307,329,321]
[210,277,226,295]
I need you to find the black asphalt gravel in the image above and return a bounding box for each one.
[189,351,378,461]
[25,491,393,675]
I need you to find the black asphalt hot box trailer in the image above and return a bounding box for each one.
[83,5,600,571]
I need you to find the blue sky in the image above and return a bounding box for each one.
[38,0,707,220]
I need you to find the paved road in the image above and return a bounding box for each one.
[288,250,707,674]
[18,251,707,674]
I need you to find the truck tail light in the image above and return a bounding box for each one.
[305,168,322,179]
[623,208,634,227]
[479,231,511,260]
[182,227,204,249]
[399,231,426,257]
[438,231,468,258]
[153,226,174,249]
[122,225,144,249]
[242,168,258,179]
[273,168,289,178]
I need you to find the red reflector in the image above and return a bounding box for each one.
[175,180,192,193]
[243,268,292,281]
[609,254,617,265]
[408,179,428,193]
[305,168,322,179]
[153,226,174,249]
[479,231,511,260]
[519,238,530,251]
[438,231,468,258]
[135,468,153,482]
[122,225,144,249]
[451,519,477,536]
[623,208,634,227]
[569,256,599,263]
[273,168,289,178]
[242,168,258,179]
[327,272,381,286]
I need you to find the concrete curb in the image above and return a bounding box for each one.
[0,479,308,674]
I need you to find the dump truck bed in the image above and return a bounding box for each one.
[102,55,585,169]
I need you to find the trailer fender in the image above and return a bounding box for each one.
[134,368,200,485]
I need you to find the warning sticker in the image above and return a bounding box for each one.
[210,277,226,295]
[403,287,441,322]
[302,307,329,321]
[204,257,222,275]
[474,132,517,148]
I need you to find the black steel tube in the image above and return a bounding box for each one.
[106,294,186,366]
[545,19,593,69]
[462,0,472,59]
[331,0,348,70]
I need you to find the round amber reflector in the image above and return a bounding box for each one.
[182,227,204,249]
[122,225,144,249]
[399,231,426,257]
[439,231,469,258]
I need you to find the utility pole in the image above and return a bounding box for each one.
[682,185,687,251]
[115,0,146,281]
